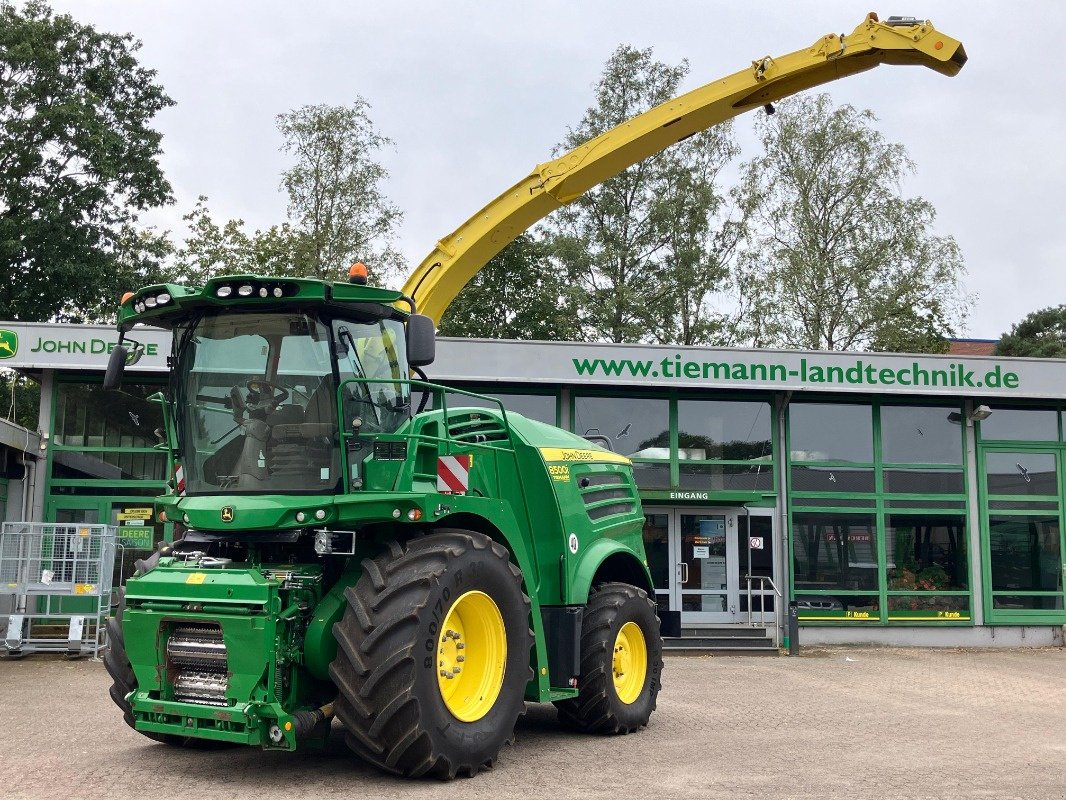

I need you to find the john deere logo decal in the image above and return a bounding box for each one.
[221,506,234,523]
[0,330,18,359]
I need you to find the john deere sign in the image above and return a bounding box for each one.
[0,329,17,359]
[0,323,168,371]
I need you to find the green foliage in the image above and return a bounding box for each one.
[545,45,739,344]
[437,234,579,340]
[995,305,1066,358]
[0,0,174,322]
[0,370,40,431]
[171,198,315,286]
[733,93,969,353]
[172,100,401,286]
[278,101,402,281]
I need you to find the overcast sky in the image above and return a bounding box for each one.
[47,0,1066,340]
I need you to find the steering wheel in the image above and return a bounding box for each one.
[230,378,290,422]
[245,378,290,404]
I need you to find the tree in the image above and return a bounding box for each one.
[278,101,402,282]
[546,45,739,344]
[173,100,402,286]
[0,1,174,322]
[732,93,970,353]
[0,369,40,431]
[170,198,314,285]
[437,234,579,340]
[996,306,1066,358]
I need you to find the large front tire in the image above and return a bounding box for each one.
[329,529,533,779]
[555,582,663,734]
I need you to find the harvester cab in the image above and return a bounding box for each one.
[103,271,660,778]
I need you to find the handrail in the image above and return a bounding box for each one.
[335,377,515,491]
[742,574,782,632]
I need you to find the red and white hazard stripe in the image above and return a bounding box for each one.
[437,455,471,494]
[174,464,186,495]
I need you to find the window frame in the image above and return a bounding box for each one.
[786,396,973,626]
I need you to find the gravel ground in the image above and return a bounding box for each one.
[1,647,1064,800]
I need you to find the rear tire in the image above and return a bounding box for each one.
[103,590,232,748]
[555,582,663,734]
[329,529,533,779]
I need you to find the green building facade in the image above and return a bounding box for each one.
[5,323,1065,646]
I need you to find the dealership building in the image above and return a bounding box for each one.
[3,321,1066,648]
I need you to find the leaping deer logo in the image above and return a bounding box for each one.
[0,330,18,359]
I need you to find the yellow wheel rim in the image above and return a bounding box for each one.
[436,590,507,722]
[612,621,647,705]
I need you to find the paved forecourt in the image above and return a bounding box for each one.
[0,647,1063,800]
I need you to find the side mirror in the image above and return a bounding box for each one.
[407,314,436,367]
[103,344,128,391]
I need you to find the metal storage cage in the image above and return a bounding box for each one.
[0,522,119,658]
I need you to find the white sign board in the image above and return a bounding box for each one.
[4,323,1066,402]
[0,322,169,372]
[749,537,764,550]
[692,546,710,559]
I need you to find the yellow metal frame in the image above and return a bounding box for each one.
[403,14,966,322]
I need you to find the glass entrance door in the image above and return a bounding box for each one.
[677,511,738,623]
[642,506,778,626]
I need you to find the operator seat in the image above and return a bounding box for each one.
[266,379,337,482]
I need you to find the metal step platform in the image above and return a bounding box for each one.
[664,625,779,656]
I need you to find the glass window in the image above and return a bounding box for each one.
[792,497,874,509]
[676,399,771,460]
[573,396,668,460]
[334,317,412,435]
[791,466,874,493]
[176,312,346,495]
[979,408,1058,442]
[884,499,966,510]
[883,469,964,494]
[792,513,878,591]
[54,383,164,449]
[988,516,1062,592]
[630,462,671,489]
[992,595,1064,611]
[642,513,670,591]
[738,515,775,580]
[439,391,556,426]
[880,405,963,464]
[679,463,772,492]
[52,450,167,481]
[885,514,967,590]
[887,595,969,620]
[795,594,879,620]
[789,403,872,462]
[985,452,1058,496]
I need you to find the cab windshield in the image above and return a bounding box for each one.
[175,310,410,495]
